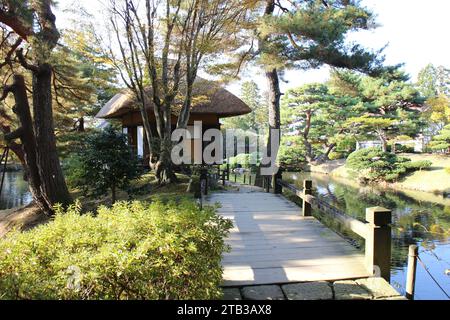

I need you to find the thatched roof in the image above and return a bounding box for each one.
[96,77,251,119]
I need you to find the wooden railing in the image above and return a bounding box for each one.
[206,165,392,281]
[275,178,392,282]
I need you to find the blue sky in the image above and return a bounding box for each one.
[56,0,450,96]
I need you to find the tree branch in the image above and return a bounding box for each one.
[16,48,39,72]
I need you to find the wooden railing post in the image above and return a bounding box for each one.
[249,173,252,185]
[226,164,230,181]
[406,245,418,300]
[302,180,312,216]
[199,167,208,196]
[221,170,226,186]
[243,174,246,184]
[265,176,270,193]
[365,207,392,282]
[273,169,283,194]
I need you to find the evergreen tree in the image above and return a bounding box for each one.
[0,0,72,213]
[428,124,450,153]
[416,64,450,98]
[255,0,385,174]
[222,80,267,133]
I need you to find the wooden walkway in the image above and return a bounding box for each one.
[207,186,370,287]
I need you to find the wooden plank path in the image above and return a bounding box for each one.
[206,186,370,287]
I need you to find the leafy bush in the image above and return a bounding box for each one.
[64,126,142,203]
[328,151,345,160]
[346,147,429,183]
[428,124,450,152]
[0,200,232,300]
[277,136,305,170]
[401,160,432,171]
[223,152,260,171]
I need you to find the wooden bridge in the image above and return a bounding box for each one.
[205,170,392,287]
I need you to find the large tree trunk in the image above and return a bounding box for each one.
[3,75,53,213]
[32,64,72,207]
[377,129,388,152]
[154,135,177,184]
[302,110,314,163]
[254,0,279,188]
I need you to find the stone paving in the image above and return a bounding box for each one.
[222,277,406,300]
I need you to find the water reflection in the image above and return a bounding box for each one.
[0,171,32,210]
[285,172,450,300]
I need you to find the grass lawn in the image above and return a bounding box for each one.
[394,153,450,194]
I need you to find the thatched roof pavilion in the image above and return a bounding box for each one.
[96,77,251,119]
[95,77,251,161]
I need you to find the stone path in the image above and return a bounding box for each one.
[222,277,405,300]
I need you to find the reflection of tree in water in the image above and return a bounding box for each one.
[285,172,450,271]
[0,171,32,210]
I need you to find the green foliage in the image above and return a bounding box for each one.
[0,200,232,299]
[281,83,360,161]
[428,124,450,152]
[259,0,384,74]
[445,167,450,175]
[64,126,141,202]
[222,81,267,132]
[328,151,345,160]
[277,136,305,170]
[225,153,260,170]
[416,64,450,99]
[401,160,432,171]
[346,147,429,183]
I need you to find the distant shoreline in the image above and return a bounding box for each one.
[302,154,450,196]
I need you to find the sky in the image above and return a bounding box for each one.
[55,0,450,96]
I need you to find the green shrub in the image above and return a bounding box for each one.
[0,200,232,300]
[328,151,345,160]
[346,147,427,183]
[277,136,305,170]
[445,167,450,175]
[223,152,260,171]
[63,154,85,188]
[400,160,432,171]
[65,126,142,203]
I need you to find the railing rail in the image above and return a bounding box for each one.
[206,165,392,282]
[276,177,392,282]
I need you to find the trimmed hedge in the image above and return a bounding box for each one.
[0,201,232,300]
[346,147,432,183]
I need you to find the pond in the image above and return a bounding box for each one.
[284,172,450,300]
[0,171,33,210]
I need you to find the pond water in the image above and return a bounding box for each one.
[285,172,450,300]
[0,171,32,210]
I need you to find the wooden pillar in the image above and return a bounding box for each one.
[226,164,230,180]
[365,207,392,282]
[249,174,252,185]
[302,180,312,216]
[199,168,208,196]
[273,169,283,194]
[406,245,418,300]
[234,173,237,182]
[265,176,270,193]
[243,174,246,184]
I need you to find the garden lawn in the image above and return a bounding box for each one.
[393,153,450,194]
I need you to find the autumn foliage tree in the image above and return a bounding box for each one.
[105,0,252,184]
